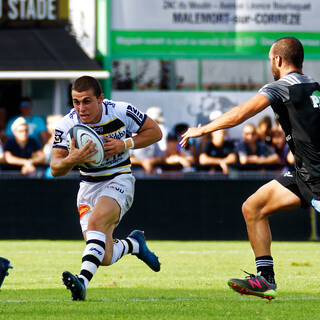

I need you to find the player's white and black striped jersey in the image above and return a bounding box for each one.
[52,99,146,182]
[259,72,320,183]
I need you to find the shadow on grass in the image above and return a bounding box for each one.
[0,288,319,320]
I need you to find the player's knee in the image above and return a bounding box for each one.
[242,199,258,222]
[242,197,269,222]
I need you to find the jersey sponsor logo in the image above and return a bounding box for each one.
[126,105,144,124]
[104,101,115,108]
[78,204,90,219]
[69,109,77,119]
[92,126,104,134]
[53,129,64,144]
[108,183,124,194]
[91,118,125,136]
[310,90,320,109]
[107,130,126,140]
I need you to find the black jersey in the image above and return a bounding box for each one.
[259,72,320,186]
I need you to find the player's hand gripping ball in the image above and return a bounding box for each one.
[66,124,105,168]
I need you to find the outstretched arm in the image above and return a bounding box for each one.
[180,94,270,147]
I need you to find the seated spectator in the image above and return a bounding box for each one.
[256,115,273,146]
[198,128,237,175]
[130,143,165,174]
[146,106,168,152]
[271,126,295,172]
[237,123,280,170]
[3,117,45,176]
[163,133,194,172]
[5,97,49,146]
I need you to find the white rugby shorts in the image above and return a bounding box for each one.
[77,173,135,232]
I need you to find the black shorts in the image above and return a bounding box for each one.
[276,170,312,208]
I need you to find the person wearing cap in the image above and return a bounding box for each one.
[5,97,49,146]
[198,110,237,175]
[3,117,45,176]
[145,106,168,152]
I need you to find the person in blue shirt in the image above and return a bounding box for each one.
[237,123,280,170]
[5,97,48,146]
[3,117,45,176]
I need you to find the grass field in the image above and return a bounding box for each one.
[0,240,319,320]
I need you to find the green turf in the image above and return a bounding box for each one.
[0,240,319,319]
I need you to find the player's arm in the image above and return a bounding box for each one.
[180,94,270,147]
[134,116,162,148]
[104,116,162,158]
[50,138,97,177]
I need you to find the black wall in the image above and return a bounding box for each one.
[0,178,316,241]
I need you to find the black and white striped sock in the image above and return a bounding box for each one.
[255,255,275,284]
[110,237,139,265]
[78,230,106,289]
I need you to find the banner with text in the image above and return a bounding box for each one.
[111,0,320,57]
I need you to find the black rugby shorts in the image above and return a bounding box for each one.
[276,170,310,208]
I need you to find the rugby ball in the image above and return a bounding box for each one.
[66,124,105,168]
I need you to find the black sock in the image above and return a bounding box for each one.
[255,255,275,284]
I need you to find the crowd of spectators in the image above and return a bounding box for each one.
[0,100,294,178]
[131,108,295,176]
[0,97,61,177]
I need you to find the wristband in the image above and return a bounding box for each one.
[123,137,134,151]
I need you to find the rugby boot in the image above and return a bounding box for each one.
[128,230,161,272]
[0,257,13,288]
[228,271,277,300]
[62,271,86,301]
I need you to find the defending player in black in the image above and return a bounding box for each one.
[180,37,320,300]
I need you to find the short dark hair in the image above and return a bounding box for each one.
[258,115,272,130]
[72,76,102,98]
[20,97,32,107]
[273,37,304,69]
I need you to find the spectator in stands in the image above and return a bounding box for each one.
[198,128,237,175]
[256,115,273,146]
[197,110,236,174]
[130,142,165,174]
[146,106,168,152]
[43,114,63,178]
[164,133,194,172]
[5,97,49,146]
[271,125,294,172]
[237,123,280,170]
[3,117,45,176]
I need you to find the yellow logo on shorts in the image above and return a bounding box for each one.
[78,204,90,219]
